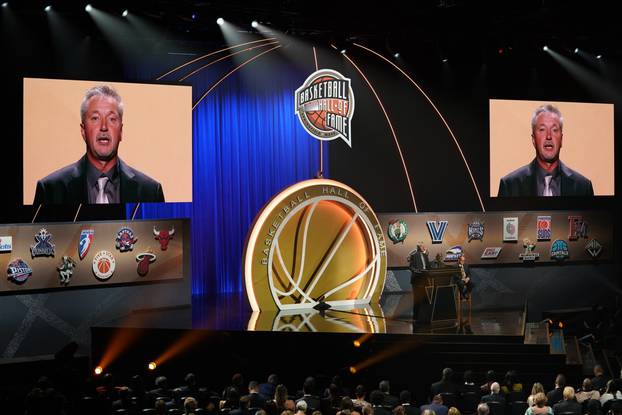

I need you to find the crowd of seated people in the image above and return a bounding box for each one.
[19,364,622,415]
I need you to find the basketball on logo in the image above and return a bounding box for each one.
[92,250,116,280]
[295,69,355,147]
[244,179,387,311]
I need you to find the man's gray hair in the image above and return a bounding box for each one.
[531,104,563,132]
[80,85,124,122]
[296,400,308,412]
[477,403,490,415]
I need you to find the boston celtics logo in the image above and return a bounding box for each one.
[387,219,408,244]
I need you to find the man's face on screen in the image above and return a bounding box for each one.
[531,111,562,164]
[81,95,123,162]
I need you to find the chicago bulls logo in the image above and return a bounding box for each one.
[153,226,175,251]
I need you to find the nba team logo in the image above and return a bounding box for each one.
[31,228,55,257]
[7,258,32,284]
[57,256,77,286]
[444,245,463,262]
[78,229,94,260]
[92,250,116,280]
[467,220,484,242]
[481,247,502,259]
[585,239,602,258]
[503,217,518,242]
[0,236,12,252]
[387,219,408,244]
[519,238,539,262]
[427,220,448,243]
[568,216,588,240]
[537,216,552,241]
[136,251,157,276]
[550,240,569,261]
[115,227,137,252]
[295,69,355,147]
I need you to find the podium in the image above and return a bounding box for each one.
[412,265,459,326]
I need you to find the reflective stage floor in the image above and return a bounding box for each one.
[104,292,525,337]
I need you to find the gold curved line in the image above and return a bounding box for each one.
[341,52,419,212]
[156,37,277,81]
[179,41,279,82]
[353,42,486,212]
[192,44,282,110]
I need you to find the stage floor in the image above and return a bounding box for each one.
[103,292,525,337]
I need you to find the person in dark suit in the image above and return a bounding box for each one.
[430,368,458,400]
[497,104,593,197]
[552,387,582,415]
[454,254,473,300]
[481,383,505,406]
[546,374,566,406]
[408,242,430,323]
[33,85,164,205]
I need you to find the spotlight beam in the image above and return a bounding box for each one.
[192,44,282,110]
[353,42,486,212]
[338,47,418,212]
[156,38,277,81]
[178,41,279,82]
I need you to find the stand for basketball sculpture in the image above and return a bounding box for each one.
[244,179,387,311]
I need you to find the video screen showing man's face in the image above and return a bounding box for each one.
[23,78,193,205]
[490,99,614,197]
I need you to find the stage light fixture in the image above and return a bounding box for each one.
[543,45,549,51]
[191,13,197,20]
[349,366,357,374]
[1,2,8,8]
[442,57,448,63]
[216,17,224,25]
[94,366,103,375]
[340,49,346,54]
[353,340,361,348]
[251,20,258,28]
[44,5,51,12]
[393,52,400,58]
[85,4,92,12]
[122,9,128,17]
[148,361,157,370]
[596,54,602,59]
[574,48,579,54]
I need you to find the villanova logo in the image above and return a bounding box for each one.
[427,220,448,243]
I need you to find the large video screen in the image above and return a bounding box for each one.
[490,99,614,197]
[23,78,193,205]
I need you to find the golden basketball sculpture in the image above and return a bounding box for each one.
[244,179,387,311]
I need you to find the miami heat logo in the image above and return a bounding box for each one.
[295,69,355,147]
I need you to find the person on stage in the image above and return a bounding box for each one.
[408,242,430,322]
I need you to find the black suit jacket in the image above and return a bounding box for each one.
[33,155,164,204]
[552,400,582,415]
[409,250,430,284]
[498,159,594,197]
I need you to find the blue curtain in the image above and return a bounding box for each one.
[129,64,325,296]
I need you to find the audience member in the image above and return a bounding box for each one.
[481,383,505,405]
[552,387,581,415]
[431,368,458,399]
[527,383,545,407]
[585,398,603,415]
[371,390,393,415]
[545,374,566,405]
[576,378,601,403]
[501,370,523,396]
[353,385,370,409]
[248,381,268,409]
[380,380,400,409]
[591,365,609,393]
[480,371,497,395]
[476,403,489,415]
[448,407,460,415]
[296,400,308,415]
[298,378,321,413]
[600,379,622,406]
[185,396,198,415]
[421,395,448,415]
[260,375,279,400]
[524,393,552,415]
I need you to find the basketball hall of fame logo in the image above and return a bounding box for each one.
[244,179,387,311]
[295,69,355,147]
